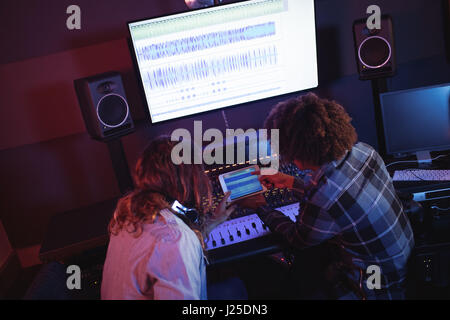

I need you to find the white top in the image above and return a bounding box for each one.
[101,209,207,300]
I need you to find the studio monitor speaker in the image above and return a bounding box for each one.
[353,15,396,80]
[74,71,134,141]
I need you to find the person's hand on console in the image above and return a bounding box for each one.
[204,192,237,236]
[236,193,268,210]
[252,170,295,189]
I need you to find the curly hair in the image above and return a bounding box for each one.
[265,93,358,166]
[108,136,213,244]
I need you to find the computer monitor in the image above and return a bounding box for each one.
[380,83,450,162]
[128,0,318,123]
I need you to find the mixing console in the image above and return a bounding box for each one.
[203,162,308,261]
[205,202,299,251]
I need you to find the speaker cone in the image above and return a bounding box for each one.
[96,94,129,128]
[358,36,392,69]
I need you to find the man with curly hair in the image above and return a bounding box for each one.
[239,93,414,300]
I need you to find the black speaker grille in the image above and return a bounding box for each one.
[358,36,391,69]
[96,94,129,128]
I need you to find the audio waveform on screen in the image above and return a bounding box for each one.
[136,22,276,61]
[145,46,278,89]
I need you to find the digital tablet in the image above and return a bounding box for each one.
[218,165,266,202]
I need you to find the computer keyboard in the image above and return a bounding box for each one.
[393,169,450,181]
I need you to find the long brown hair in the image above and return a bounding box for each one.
[108,135,213,244]
[265,93,358,166]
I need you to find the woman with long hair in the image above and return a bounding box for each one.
[101,135,235,300]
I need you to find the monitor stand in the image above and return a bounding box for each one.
[416,151,433,168]
[106,139,134,194]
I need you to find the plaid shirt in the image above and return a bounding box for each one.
[257,142,414,299]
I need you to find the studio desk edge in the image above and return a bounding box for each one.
[39,197,450,268]
[39,198,119,264]
[39,197,290,266]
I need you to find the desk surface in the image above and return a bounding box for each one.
[38,196,286,265]
[39,177,450,264]
[384,150,450,172]
[39,198,118,262]
[385,151,450,193]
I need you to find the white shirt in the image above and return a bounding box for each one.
[101,209,207,300]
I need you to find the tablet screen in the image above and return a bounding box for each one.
[223,167,263,200]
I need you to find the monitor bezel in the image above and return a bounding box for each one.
[380,82,450,157]
[126,0,319,125]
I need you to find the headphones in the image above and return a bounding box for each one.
[139,190,200,224]
[167,197,200,224]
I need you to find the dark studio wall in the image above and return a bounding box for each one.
[0,0,449,253]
